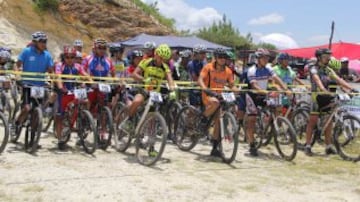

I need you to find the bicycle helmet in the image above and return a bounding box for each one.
[73,39,83,47]
[127,50,144,61]
[63,46,77,56]
[254,48,270,58]
[340,57,349,63]
[277,52,290,61]
[93,38,107,48]
[144,41,156,49]
[32,31,47,41]
[193,44,207,53]
[0,47,11,54]
[109,43,123,52]
[0,50,11,60]
[214,48,228,58]
[155,44,172,60]
[226,51,236,60]
[315,48,332,58]
[180,49,192,58]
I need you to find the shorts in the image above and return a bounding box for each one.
[245,93,266,115]
[236,93,246,112]
[189,89,202,106]
[311,94,335,115]
[88,88,107,107]
[21,87,43,107]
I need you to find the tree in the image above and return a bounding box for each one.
[196,15,252,50]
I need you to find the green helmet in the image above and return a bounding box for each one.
[226,51,236,60]
[155,44,171,60]
[206,53,212,59]
[328,58,341,71]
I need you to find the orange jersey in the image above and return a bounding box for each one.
[200,62,234,105]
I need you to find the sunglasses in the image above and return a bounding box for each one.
[217,55,228,59]
[65,56,75,59]
[39,39,47,43]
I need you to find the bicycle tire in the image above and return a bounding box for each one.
[333,114,360,162]
[273,116,297,161]
[219,112,239,164]
[166,101,182,143]
[174,105,200,151]
[113,108,133,152]
[25,107,42,154]
[98,106,114,150]
[290,108,309,149]
[244,115,263,149]
[1,92,12,124]
[135,112,168,166]
[0,112,9,153]
[78,110,97,154]
[10,102,22,143]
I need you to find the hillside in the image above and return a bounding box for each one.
[0,0,173,57]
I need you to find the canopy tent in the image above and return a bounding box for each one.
[281,42,360,60]
[115,33,231,50]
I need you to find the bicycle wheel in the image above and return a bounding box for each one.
[273,116,297,161]
[10,102,22,143]
[42,114,54,133]
[25,107,42,154]
[219,112,239,164]
[98,106,114,150]
[1,92,12,123]
[166,101,182,143]
[174,106,200,151]
[261,111,273,147]
[135,112,168,166]
[244,115,263,149]
[237,119,246,143]
[78,110,97,154]
[290,108,309,149]
[0,112,9,153]
[333,114,360,162]
[113,108,133,152]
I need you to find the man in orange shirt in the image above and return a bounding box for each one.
[198,48,237,157]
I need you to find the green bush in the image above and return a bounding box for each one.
[34,0,59,12]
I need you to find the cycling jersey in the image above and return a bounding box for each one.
[82,54,115,78]
[55,63,86,91]
[138,58,170,92]
[200,62,234,105]
[273,65,296,85]
[188,59,206,80]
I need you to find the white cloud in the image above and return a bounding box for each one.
[248,13,284,25]
[141,0,222,31]
[259,33,299,49]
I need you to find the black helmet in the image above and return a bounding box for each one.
[315,48,332,58]
[214,48,228,58]
[109,43,123,52]
[127,50,143,62]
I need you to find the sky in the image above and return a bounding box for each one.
[141,0,360,49]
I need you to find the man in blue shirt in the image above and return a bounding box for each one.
[14,31,54,137]
[188,44,207,106]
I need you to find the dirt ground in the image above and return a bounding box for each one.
[0,131,359,202]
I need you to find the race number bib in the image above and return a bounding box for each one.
[149,91,163,103]
[0,76,7,82]
[74,89,87,100]
[221,92,236,102]
[30,86,45,98]
[98,83,111,93]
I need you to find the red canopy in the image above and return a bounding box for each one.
[281,42,360,60]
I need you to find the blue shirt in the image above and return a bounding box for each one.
[247,65,274,90]
[18,46,53,86]
[188,60,206,80]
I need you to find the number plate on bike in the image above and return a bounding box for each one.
[74,89,87,100]
[98,83,111,93]
[150,91,163,103]
[30,86,45,98]
[221,92,235,102]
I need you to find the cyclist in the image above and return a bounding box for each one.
[109,43,127,78]
[13,31,54,143]
[188,44,207,106]
[339,57,350,81]
[174,49,192,81]
[73,39,87,59]
[245,48,290,156]
[304,48,355,156]
[127,49,144,75]
[129,44,176,118]
[198,48,237,157]
[0,49,11,92]
[54,46,91,150]
[75,51,83,65]
[143,41,156,59]
[82,38,115,140]
[273,53,307,86]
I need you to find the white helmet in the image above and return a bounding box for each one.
[144,41,156,49]
[73,39,83,47]
[340,57,349,63]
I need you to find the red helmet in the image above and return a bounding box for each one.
[63,46,77,56]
